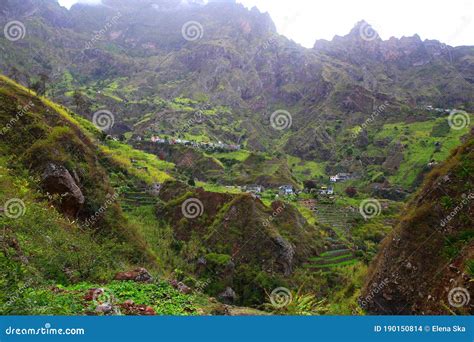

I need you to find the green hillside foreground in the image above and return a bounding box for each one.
[0,76,329,315]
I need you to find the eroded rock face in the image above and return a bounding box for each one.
[113,268,153,283]
[41,163,84,217]
[272,236,295,276]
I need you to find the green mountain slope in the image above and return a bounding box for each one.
[361,133,473,314]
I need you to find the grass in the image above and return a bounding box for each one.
[195,181,242,194]
[304,259,358,269]
[100,140,174,184]
[287,155,326,181]
[374,118,471,187]
[4,280,201,315]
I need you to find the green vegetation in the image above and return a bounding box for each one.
[1,280,201,315]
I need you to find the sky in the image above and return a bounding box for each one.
[58,0,474,47]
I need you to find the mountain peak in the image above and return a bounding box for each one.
[348,20,380,41]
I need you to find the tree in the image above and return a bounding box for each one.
[345,186,357,198]
[303,180,317,190]
[73,90,89,114]
[31,73,50,95]
[188,178,196,187]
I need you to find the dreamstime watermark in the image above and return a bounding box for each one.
[358,275,397,308]
[177,110,207,136]
[84,12,122,49]
[92,109,115,132]
[351,101,389,138]
[269,287,293,308]
[262,203,286,227]
[0,101,34,136]
[448,287,470,308]
[2,198,26,219]
[359,22,379,41]
[181,198,204,219]
[359,198,382,220]
[440,192,473,228]
[83,191,121,228]
[181,21,204,42]
[270,110,292,131]
[3,278,35,308]
[5,323,85,336]
[448,110,470,130]
[195,278,211,293]
[3,20,26,42]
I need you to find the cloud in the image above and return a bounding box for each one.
[58,0,103,9]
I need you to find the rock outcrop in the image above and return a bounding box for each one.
[114,268,153,283]
[41,163,85,217]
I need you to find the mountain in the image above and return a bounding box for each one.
[0,0,473,159]
[0,0,473,316]
[361,132,473,314]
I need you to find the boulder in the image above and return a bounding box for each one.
[41,163,84,217]
[84,288,104,301]
[218,287,237,304]
[169,279,192,294]
[113,267,153,283]
[119,300,156,316]
[95,303,114,314]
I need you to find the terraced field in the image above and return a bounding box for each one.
[304,247,358,271]
[314,204,359,241]
[111,181,160,212]
[305,204,360,271]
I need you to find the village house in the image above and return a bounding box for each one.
[244,184,265,194]
[279,185,295,196]
[330,173,353,183]
[319,186,334,195]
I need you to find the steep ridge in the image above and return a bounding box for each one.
[0,0,472,159]
[155,180,325,306]
[361,132,473,314]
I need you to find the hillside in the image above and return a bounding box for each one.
[0,0,472,161]
[361,133,473,314]
[0,75,333,314]
[0,0,473,317]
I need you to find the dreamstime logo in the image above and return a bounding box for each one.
[358,276,396,308]
[440,192,473,229]
[3,198,26,219]
[92,110,115,132]
[448,110,470,130]
[270,287,292,308]
[351,101,389,138]
[359,22,379,41]
[4,21,26,42]
[262,203,286,227]
[448,287,470,308]
[181,21,204,42]
[359,199,381,220]
[270,110,292,131]
[83,191,121,228]
[181,198,204,219]
[0,101,34,136]
[84,11,122,50]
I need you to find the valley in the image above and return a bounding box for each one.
[0,0,472,316]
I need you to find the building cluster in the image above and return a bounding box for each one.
[149,136,241,152]
[424,105,456,114]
